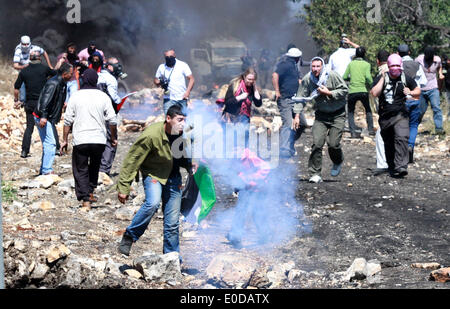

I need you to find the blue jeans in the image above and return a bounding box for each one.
[34,117,56,175]
[19,83,26,102]
[406,99,420,148]
[163,99,187,115]
[419,88,443,130]
[126,174,182,254]
[66,80,79,102]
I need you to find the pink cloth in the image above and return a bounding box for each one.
[415,54,441,91]
[238,149,270,188]
[77,48,105,62]
[234,80,252,118]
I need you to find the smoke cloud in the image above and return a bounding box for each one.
[0,0,317,87]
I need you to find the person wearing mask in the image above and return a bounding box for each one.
[272,47,306,159]
[117,105,197,259]
[78,41,105,66]
[56,42,83,104]
[13,35,53,103]
[61,69,118,210]
[415,46,445,135]
[222,67,262,150]
[88,51,104,73]
[33,63,73,176]
[293,57,349,183]
[397,44,428,163]
[97,57,122,178]
[370,54,420,178]
[13,51,58,158]
[154,49,195,115]
[372,50,391,176]
[343,46,375,137]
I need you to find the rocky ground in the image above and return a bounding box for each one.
[1,88,449,290]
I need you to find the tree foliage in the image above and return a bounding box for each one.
[294,0,449,64]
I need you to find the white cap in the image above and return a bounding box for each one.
[286,48,302,58]
[21,36,31,45]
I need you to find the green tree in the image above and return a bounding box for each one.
[293,0,449,65]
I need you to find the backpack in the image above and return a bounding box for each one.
[402,60,420,80]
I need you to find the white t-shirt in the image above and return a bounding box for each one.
[327,48,356,77]
[64,89,117,146]
[13,44,45,65]
[98,70,121,104]
[155,59,192,100]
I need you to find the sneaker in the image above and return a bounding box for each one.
[119,233,134,256]
[435,129,446,136]
[309,175,323,183]
[369,130,376,136]
[331,163,342,177]
[373,168,389,176]
[20,151,29,158]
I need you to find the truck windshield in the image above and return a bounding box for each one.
[213,47,246,58]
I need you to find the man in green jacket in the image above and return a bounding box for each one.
[117,105,197,257]
[343,47,374,137]
[293,57,349,183]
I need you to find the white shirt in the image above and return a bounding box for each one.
[327,48,356,77]
[64,89,117,146]
[13,44,45,65]
[98,70,121,104]
[155,59,192,100]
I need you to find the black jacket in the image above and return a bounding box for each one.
[34,75,67,123]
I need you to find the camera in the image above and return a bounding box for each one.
[159,76,169,91]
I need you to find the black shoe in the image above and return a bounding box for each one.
[392,168,408,178]
[350,132,362,139]
[435,129,446,136]
[20,151,29,158]
[408,146,414,164]
[373,168,389,176]
[369,130,376,136]
[119,233,134,256]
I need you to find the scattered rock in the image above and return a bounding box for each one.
[46,244,71,264]
[411,262,441,270]
[30,263,50,280]
[31,201,55,211]
[344,258,380,281]
[35,174,63,189]
[115,207,137,221]
[206,253,257,288]
[15,218,33,230]
[133,251,181,283]
[429,268,450,283]
[124,269,144,279]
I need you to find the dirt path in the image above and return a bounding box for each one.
[1,107,449,289]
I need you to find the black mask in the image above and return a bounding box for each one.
[88,46,96,56]
[67,52,78,63]
[165,56,176,67]
[92,60,102,70]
